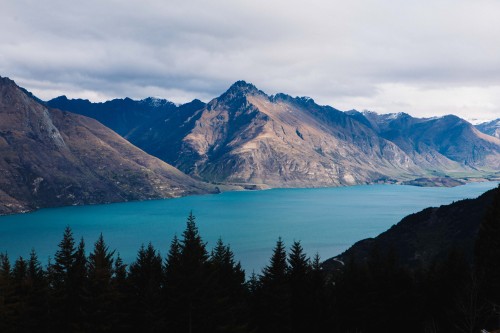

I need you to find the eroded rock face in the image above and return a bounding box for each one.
[0,76,215,215]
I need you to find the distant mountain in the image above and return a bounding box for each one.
[347,111,500,171]
[47,95,178,137]
[47,81,500,187]
[476,118,500,139]
[324,185,499,269]
[0,76,215,215]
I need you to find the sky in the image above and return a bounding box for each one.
[1,0,500,123]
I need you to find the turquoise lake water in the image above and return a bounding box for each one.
[0,182,497,274]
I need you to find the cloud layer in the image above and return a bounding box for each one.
[2,0,500,122]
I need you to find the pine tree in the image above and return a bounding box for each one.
[0,253,13,332]
[287,241,310,333]
[88,234,115,332]
[163,235,183,331]
[308,253,328,332]
[50,226,87,331]
[176,212,211,333]
[73,237,89,328]
[128,243,163,331]
[25,249,49,332]
[257,237,291,333]
[50,226,76,331]
[113,254,127,286]
[261,237,288,285]
[110,253,128,333]
[209,238,248,332]
[164,235,181,284]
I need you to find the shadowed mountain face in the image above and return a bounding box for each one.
[476,119,500,139]
[47,95,178,137]
[0,77,215,215]
[48,81,500,187]
[323,185,500,269]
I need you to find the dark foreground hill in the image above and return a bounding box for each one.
[324,184,500,269]
[0,76,215,215]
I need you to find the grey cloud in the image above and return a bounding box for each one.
[1,0,500,120]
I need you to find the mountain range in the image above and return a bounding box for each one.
[1,75,499,214]
[48,80,500,188]
[0,76,216,215]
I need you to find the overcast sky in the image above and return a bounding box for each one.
[2,0,500,123]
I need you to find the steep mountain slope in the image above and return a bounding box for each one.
[476,119,500,139]
[324,185,500,269]
[130,81,422,187]
[347,111,500,171]
[47,95,177,137]
[49,81,500,187]
[0,77,215,215]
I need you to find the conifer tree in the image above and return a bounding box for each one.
[73,237,89,328]
[287,241,310,333]
[24,249,49,332]
[110,253,128,333]
[210,238,245,289]
[257,237,291,333]
[308,253,328,332]
[0,253,13,332]
[50,226,77,331]
[288,241,310,283]
[128,243,163,331]
[164,235,181,284]
[27,249,45,286]
[12,256,27,283]
[50,227,88,331]
[209,238,248,332]
[177,212,211,333]
[261,237,288,285]
[113,254,127,286]
[163,235,183,331]
[7,256,29,332]
[88,234,115,332]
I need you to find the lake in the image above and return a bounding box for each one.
[0,182,497,274]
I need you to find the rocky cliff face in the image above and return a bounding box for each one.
[0,77,215,215]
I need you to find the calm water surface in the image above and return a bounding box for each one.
[0,182,497,274]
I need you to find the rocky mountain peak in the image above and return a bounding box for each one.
[229,80,258,91]
[218,80,264,100]
[0,76,15,86]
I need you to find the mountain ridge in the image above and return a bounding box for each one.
[476,118,500,139]
[47,80,500,187]
[0,76,216,215]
